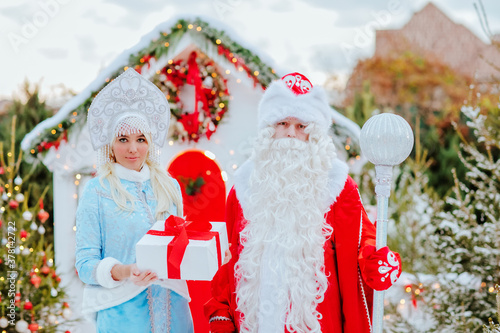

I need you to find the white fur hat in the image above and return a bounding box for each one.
[258,72,333,131]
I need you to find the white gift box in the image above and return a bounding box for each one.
[136,221,229,281]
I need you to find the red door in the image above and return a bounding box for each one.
[168,150,226,332]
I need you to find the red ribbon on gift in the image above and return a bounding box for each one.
[147,215,222,279]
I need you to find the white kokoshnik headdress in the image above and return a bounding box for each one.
[87,68,170,167]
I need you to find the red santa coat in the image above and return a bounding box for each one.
[205,160,376,333]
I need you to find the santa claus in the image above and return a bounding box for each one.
[205,72,401,333]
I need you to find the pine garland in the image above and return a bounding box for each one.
[28,17,278,157]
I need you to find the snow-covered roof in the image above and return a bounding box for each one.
[21,15,362,160]
[21,15,281,154]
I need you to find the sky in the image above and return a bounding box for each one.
[0,0,499,102]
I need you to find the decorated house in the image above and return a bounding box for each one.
[21,15,361,332]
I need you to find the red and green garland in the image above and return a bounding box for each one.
[34,130,68,154]
[28,17,278,157]
[151,51,229,142]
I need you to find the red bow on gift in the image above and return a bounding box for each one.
[147,215,222,279]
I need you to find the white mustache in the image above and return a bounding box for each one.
[270,137,308,151]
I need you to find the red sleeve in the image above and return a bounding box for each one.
[359,201,377,251]
[204,263,237,332]
[357,184,377,316]
[225,187,239,239]
[331,176,376,328]
[357,192,402,291]
[333,176,376,251]
[204,187,241,332]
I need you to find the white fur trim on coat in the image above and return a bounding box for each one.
[258,80,333,131]
[325,159,350,207]
[96,257,125,289]
[233,158,349,213]
[82,278,190,321]
[113,163,151,182]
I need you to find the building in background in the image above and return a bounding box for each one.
[344,2,500,109]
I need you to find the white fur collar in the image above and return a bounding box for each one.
[233,158,349,213]
[113,163,151,182]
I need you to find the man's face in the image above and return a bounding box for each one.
[273,117,309,142]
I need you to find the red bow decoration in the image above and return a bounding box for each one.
[147,215,222,279]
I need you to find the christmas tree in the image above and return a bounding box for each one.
[483,285,500,333]
[419,97,500,332]
[351,2,500,331]
[386,121,443,275]
[344,81,377,128]
[379,98,499,333]
[0,81,56,244]
[0,117,70,332]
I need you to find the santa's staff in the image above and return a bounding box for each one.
[360,113,414,333]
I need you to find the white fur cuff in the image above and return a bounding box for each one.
[96,257,125,289]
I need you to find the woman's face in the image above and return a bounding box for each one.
[112,132,149,171]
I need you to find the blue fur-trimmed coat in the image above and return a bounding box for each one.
[75,164,193,332]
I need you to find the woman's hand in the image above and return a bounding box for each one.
[129,264,158,286]
[111,263,158,286]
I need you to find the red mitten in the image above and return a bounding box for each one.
[360,245,401,291]
[209,317,236,333]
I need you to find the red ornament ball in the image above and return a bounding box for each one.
[40,265,50,275]
[30,275,42,288]
[28,322,39,332]
[8,200,19,209]
[20,230,28,238]
[23,301,33,310]
[37,209,50,223]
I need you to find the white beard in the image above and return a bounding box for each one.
[235,126,338,333]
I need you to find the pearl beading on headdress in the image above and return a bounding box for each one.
[87,68,170,168]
